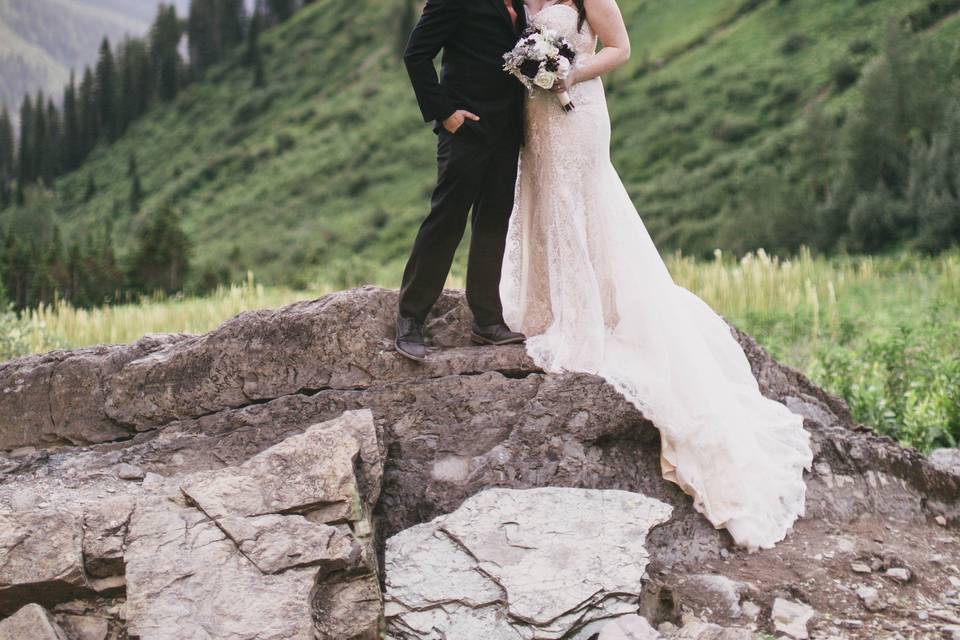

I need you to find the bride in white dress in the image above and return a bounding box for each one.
[501,0,814,550]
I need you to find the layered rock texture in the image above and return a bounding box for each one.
[0,286,957,639]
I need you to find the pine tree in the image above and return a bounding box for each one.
[188,0,217,77]
[83,174,96,202]
[223,0,247,53]
[117,38,135,134]
[11,239,34,308]
[132,37,155,114]
[118,38,153,131]
[0,234,9,307]
[127,204,191,294]
[31,237,56,307]
[79,67,98,156]
[47,224,66,292]
[62,71,81,172]
[151,4,184,102]
[0,105,13,179]
[245,2,267,87]
[244,1,262,65]
[96,38,119,142]
[31,91,47,183]
[130,170,144,213]
[253,47,266,88]
[0,233,21,306]
[42,98,62,183]
[0,106,12,211]
[266,0,295,23]
[188,0,247,77]
[17,95,33,186]
[66,241,83,304]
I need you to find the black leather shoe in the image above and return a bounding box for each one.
[396,315,427,362]
[471,322,526,346]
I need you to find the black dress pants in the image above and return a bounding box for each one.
[399,124,521,326]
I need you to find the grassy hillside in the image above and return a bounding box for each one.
[7,0,960,287]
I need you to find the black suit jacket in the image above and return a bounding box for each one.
[403,0,527,140]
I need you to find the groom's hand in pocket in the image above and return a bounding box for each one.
[442,110,480,134]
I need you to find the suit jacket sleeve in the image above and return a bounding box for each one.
[403,0,461,124]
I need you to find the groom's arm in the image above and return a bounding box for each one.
[403,0,461,124]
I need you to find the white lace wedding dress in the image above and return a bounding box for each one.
[500,4,814,549]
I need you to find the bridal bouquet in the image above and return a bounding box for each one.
[503,26,578,112]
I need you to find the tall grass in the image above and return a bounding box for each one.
[18,273,325,353]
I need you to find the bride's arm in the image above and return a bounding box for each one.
[567,0,631,86]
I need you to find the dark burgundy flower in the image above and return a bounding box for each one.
[559,43,576,61]
[544,58,559,72]
[519,58,541,79]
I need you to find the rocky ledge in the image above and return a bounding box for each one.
[0,286,957,640]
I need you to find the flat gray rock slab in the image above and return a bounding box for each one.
[385,487,672,639]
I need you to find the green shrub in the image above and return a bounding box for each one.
[814,317,960,452]
[848,39,874,55]
[711,115,759,143]
[0,310,33,362]
[847,187,908,252]
[831,59,861,92]
[274,132,296,154]
[908,101,960,252]
[780,33,811,55]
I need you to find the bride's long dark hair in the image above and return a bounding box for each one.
[571,0,587,31]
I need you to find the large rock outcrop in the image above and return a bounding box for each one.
[0,286,957,639]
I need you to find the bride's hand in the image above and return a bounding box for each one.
[550,71,577,93]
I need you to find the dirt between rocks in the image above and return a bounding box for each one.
[647,514,960,639]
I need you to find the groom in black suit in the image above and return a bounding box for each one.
[396,0,528,362]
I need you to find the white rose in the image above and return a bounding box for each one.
[535,40,559,58]
[534,69,557,89]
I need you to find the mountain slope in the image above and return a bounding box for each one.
[0,0,190,120]
[8,0,960,287]
[77,0,191,25]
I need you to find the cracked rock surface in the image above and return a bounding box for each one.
[0,287,957,638]
[385,488,673,639]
